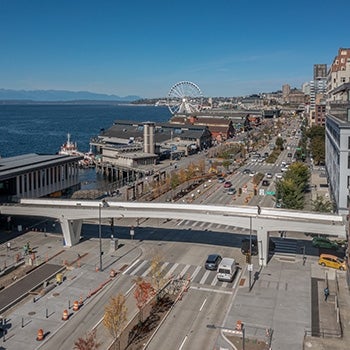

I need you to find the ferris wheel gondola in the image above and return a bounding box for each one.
[167,81,203,115]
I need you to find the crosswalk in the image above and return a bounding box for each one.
[175,219,251,234]
[273,238,298,258]
[123,259,240,290]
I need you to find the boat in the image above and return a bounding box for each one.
[58,133,83,157]
[59,133,96,167]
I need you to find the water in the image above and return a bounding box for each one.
[0,103,171,189]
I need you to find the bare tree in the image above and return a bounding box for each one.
[103,294,127,350]
[150,253,166,293]
[133,276,155,323]
[74,329,101,350]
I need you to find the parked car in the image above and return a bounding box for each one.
[205,254,222,270]
[241,238,275,255]
[262,180,270,186]
[224,181,232,188]
[265,172,273,179]
[312,237,339,250]
[275,173,283,179]
[318,254,346,270]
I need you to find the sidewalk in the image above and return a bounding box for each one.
[217,254,350,350]
[0,228,143,350]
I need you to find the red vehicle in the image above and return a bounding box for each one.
[224,181,232,188]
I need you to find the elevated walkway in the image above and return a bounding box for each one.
[0,199,346,267]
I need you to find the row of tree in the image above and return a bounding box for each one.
[74,254,167,350]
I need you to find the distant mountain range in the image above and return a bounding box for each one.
[0,89,141,102]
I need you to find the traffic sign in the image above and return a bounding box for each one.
[266,191,275,195]
[248,264,253,271]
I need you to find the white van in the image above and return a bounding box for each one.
[217,258,237,282]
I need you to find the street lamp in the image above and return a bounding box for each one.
[98,199,109,271]
[249,216,252,291]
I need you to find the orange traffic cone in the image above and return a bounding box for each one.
[62,309,69,321]
[73,300,79,311]
[36,328,44,341]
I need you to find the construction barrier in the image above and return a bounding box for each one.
[62,309,69,321]
[73,300,79,312]
[36,328,44,341]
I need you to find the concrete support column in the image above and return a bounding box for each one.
[59,218,83,246]
[256,225,269,267]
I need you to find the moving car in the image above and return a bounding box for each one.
[243,169,251,175]
[224,181,232,188]
[249,170,256,177]
[205,254,222,270]
[227,187,237,195]
[217,257,237,282]
[265,172,273,179]
[318,254,346,270]
[217,177,225,183]
[312,237,339,250]
[262,180,270,186]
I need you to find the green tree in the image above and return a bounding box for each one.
[275,178,304,209]
[275,162,309,209]
[283,162,310,189]
[275,137,284,151]
[311,194,333,213]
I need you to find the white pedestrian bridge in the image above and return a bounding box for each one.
[0,198,346,266]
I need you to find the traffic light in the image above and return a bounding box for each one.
[246,253,251,264]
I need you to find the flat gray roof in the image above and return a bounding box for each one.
[0,153,82,180]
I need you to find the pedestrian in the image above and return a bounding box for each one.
[257,205,261,215]
[6,242,11,252]
[324,287,329,301]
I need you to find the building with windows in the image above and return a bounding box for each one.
[0,153,82,203]
[327,48,350,96]
[325,83,350,215]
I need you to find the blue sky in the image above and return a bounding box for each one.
[0,0,349,98]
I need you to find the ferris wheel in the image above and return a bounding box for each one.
[167,81,203,115]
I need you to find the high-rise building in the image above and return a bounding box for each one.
[282,84,290,102]
[327,48,350,98]
[314,64,327,80]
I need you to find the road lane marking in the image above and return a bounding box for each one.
[165,263,179,278]
[190,266,201,281]
[199,298,207,312]
[189,286,232,294]
[141,265,152,277]
[122,258,140,275]
[130,260,148,276]
[178,264,191,278]
[178,335,188,350]
[199,270,211,284]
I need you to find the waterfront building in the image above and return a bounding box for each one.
[0,153,82,203]
[90,120,212,184]
[169,114,236,142]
